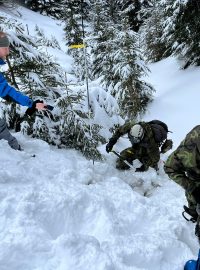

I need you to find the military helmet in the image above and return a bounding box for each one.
[129,124,144,143]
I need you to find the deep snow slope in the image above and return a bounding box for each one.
[144,57,200,148]
[0,5,200,270]
[0,132,198,270]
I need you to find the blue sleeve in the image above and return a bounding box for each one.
[0,72,33,108]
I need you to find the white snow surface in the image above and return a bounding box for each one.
[0,6,199,270]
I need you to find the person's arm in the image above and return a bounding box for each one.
[112,121,135,141]
[164,152,194,191]
[106,121,135,153]
[0,73,33,107]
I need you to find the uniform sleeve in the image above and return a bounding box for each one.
[164,152,194,192]
[110,121,135,142]
[0,73,33,107]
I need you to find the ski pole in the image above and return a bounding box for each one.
[111,150,135,170]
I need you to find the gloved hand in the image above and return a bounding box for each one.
[192,187,200,204]
[160,139,173,154]
[106,138,117,153]
[135,164,147,172]
[25,100,44,116]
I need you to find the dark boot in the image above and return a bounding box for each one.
[182,205,198,222]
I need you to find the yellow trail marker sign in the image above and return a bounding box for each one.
[68,44,86,49]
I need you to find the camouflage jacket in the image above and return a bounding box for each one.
[110,121,160,168]
[164,125,200,193]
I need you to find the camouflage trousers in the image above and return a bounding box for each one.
[185,184,200,210]
[116,147,156,171]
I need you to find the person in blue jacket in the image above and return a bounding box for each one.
[0,31,46,150]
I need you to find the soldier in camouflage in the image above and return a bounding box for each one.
[106,120,172,172]
[164,125,200,222]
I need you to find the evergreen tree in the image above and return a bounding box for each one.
[90,0,119,94]
[160,0,180,58]
[0,0,18,7]
[24,0,85,20]
[24,0,64,18]
[168,0,200,68]
[116,0,153,32]
[91,1,154,118]
[24,0,40,11]
[141,0,167,62]
[63,2,83,47]
[0,15,104,160]
[63,1,93,82]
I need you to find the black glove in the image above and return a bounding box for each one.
[25,100,43,116]
[192,187,200,204]
[160,139,173,154]
[106,138,117,153]
[135,164,147,172]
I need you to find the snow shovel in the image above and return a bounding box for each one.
[184,249,200,270]
[111,150,160,174]
[111,150,135,170]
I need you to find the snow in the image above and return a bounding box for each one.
[143,57,200,148]
[0,5,199,270]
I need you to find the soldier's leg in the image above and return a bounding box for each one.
[116,147,136,170]
[186,191,197,210]
[184,191,198,221]
[0,118,20,150]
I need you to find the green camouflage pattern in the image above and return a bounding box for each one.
[111,120,136,142]
[111,121,160,170]
[164,125,200,209]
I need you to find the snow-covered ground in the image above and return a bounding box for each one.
[144,57,200,148]
[0,5,200,270]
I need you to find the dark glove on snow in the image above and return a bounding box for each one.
[135,164,147,172]
[192,187,200,204]
[106,138,117,153]
[25,100,44,116]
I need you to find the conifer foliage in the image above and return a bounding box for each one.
[0,14,104,160]
[24,0,64,18]
[24,0,84,19]
[163,0,200,68]
[141,0,200,68]
[117,0,143,32]
[63,1,89,82]
[141,0,167,62]
[91,0,154,118]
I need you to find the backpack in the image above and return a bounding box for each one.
[148,120,169,144]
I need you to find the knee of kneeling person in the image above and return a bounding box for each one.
[116,160,130,170]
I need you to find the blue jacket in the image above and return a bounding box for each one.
[0,58,33,108]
